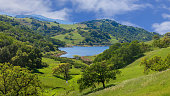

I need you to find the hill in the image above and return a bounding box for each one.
[84,47,170,96]
[1,15,159,46]
[54,19,160,46]
[35,46,170,96]
[0,15,65,52]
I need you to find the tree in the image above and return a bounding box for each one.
[53,63,70,81]
[77,62,119,92]
[0,63,42,96]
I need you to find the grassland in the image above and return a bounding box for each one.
[37,58,83,96]
[52,30,85,46]
[87,47,170,96]
[37,47,170,96]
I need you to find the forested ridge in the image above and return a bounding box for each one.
[0,15,160,46]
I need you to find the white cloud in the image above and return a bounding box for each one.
[71,0,151,16]
[161,4,170,10]
[0,0,70,20]
[120,21,140,27]
[162,13,170,19]
[152,21,170,35]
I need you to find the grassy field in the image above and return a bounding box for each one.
[52,31,85,46]
[88,69,170,96]
[37,58,83,96]
[37,47,170,96]
[87,47,170,96]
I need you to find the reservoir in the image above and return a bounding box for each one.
[59,46,109,58]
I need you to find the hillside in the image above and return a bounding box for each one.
[0,15,65,52]
[85,47,170,96]
[1,15,160,46]
[34,46,170,96]
[53,19,160,46]
[81,19,159,42]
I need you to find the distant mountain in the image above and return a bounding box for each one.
[15,14,73,24]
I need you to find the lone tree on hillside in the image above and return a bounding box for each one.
[77,62,120,92]
[53,63,70,82]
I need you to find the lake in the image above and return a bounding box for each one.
[59,46,109,58]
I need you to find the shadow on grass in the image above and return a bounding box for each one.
[53,75,73,80]
[82,84,115,96]
[32,69,44,74]
[52,87,66,90]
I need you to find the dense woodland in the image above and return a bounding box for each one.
[0,15,170,96]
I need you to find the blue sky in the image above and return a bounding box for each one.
[0,0,170,34]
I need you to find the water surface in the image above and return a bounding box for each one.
[59,46,109,58]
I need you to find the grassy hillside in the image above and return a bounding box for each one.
[88,69,170,96]
[36,47,170,96]
[87,47,170,96]
[52,30,85,46]
[5,15,159,46]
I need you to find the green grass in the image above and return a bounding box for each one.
[109,35,119,44]
[37,58,83,96]
[37,47,170,96]
[52,31,85,46]
[88,69,170,96]
[86,47,170,96]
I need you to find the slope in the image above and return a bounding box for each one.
[8,15,160,46]
[87,47,170,96]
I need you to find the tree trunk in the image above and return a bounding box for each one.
[102,81,105,88]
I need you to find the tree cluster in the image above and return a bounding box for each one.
[141,54,170,74]
[94,41,147,69]
[0,33,44,69]
[152,34,170,48]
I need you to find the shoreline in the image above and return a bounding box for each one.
[54,51,67,57]
[59,45,111,48]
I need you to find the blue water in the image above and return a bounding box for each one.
[59,46,109,58]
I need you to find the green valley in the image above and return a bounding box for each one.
[0,14,170,96]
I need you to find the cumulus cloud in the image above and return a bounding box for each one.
[0,0,70,20]
[71,0,151,16]
[162,13,170,19]
[152,21,170,35]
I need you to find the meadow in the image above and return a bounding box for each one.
[37,47,170,96]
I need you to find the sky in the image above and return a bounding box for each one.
[0,0,170,35]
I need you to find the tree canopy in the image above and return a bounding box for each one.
[77,62,119,92]
[0,63,42,96]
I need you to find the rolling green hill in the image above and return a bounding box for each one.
[86,47,170,96]
[1,15,160,46]
[36,46,170,96]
